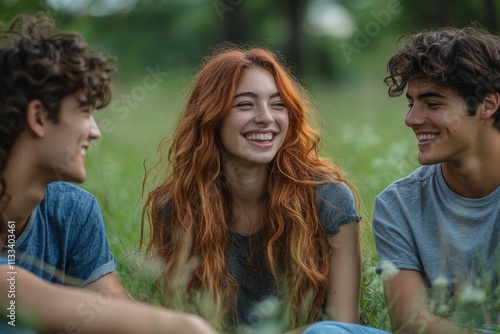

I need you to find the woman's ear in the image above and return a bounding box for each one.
[25,100,49,138]
[481,92,500,119]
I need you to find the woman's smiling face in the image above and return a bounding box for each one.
[219,67,289,168]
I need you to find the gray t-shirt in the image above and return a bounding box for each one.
[373,164,500,331]
[229,182,361,327]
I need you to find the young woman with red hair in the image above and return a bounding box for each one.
[142,45,387,334]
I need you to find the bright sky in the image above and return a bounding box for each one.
[46,0,137,16]
[304,0,373,39]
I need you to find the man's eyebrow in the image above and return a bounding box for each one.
[405,91,446,99]
[234,92,281,99]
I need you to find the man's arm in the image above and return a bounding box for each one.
[0,265,216,334]
[384,269,480,334]
[84,271,131,299]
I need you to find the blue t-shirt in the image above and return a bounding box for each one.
[2,182,116,286]
[373,164,500,331]
[227,182,361,327]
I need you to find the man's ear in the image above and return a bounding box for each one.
[26,100,49,138]
[481,92,500,119]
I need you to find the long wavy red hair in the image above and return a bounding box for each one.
[141,44,356,331]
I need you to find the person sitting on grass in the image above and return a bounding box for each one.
[0,12,128,298]
[373,25,500,334]
[0,13,215,334]
[141,44,389,334]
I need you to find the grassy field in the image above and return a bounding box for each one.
[80,64,419,331]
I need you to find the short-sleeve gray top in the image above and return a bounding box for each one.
[373,164,500,330]
[228,182,361,327]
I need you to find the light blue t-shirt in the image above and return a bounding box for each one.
[2,182,116,286]
[373,164,500,331]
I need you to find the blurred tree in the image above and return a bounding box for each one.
[1,0,497,82]
[387,0,497,31]
[217,0,248,42]
[215,0,306,76]
[284,0,305,77]
[435,0,453,27]
[483,0,498,31]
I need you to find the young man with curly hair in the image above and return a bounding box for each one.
[373,26,500,334]
[0,14,217,334]
[0,12,128,298]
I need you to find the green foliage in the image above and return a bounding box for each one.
[2,0,497,82]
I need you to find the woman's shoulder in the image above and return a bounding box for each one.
[314,181,360,234]
[314,181,353,200]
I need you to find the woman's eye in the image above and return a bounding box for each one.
[235,102,252,107]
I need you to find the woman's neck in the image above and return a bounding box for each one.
[223,163,268,235]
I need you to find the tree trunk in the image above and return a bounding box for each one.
[483,0,497,31]
[286,0,303,77]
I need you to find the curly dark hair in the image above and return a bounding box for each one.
[0,13,115,225]
[384,25,500,131]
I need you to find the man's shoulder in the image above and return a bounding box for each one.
[379,164,437,198]
[39,182,99,220]
[44,182,95,204]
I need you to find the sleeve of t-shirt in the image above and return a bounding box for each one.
[65,193,116,286]
[315,182,362,236]
[372,188,422,274]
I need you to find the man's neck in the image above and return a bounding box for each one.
[441,149,500,199]
[2,148,49,238]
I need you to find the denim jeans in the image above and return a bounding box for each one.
[303,321,392,334]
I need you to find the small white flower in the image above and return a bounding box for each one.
[430,300,450,316]
[432,276,448,289]
[458,285,487,305]
[255,298,280,315]
[380,260,400,281]
[435,304,449,316]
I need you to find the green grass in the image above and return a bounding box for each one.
[80,69,417,331]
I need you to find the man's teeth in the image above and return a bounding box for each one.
[246,133,273,141]
[418,134,437,141]
[81,148,86,156]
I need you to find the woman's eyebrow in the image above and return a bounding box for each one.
[234,92,281,99]
[234,92,257,98]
